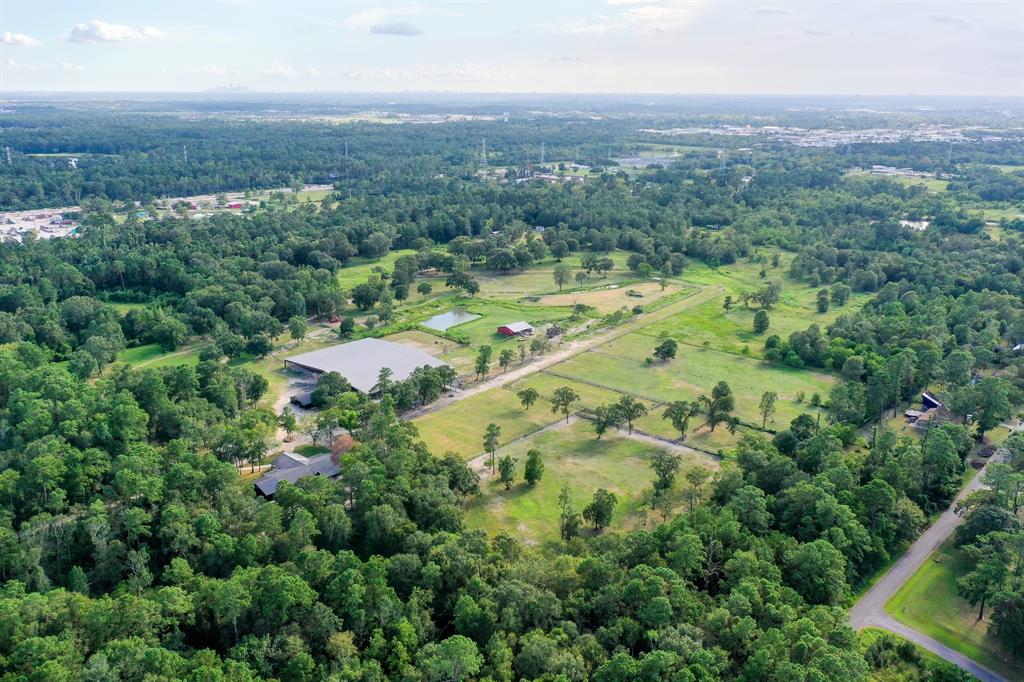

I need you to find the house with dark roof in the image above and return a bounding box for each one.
[254,451,340,498]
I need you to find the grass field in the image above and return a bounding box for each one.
[886,537,1023,680]
[336,249,418,290]
[433,300,572,346]
[464,420,714,544]
[890,176,950,192]
[116,343,202,369]
[550,338,835,427]
[977,207,1024,222]
[413,386,559,460]
[641,284,868,358]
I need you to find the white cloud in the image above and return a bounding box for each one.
[621,1,706,33]
[6,58,33,70]
[549,1,705,36]
[3,31,41,47]
[187,64,229,76]
[307,67,321,77]
[260,62,296,79]
[929,14,971,30]
[68,19,164,43]
[345,4,428,34]
[370,22,423,36]
[752,6,790,15]
[60,61,86,73]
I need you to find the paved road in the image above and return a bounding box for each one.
[850,456,1006,682]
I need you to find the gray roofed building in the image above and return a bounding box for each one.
[254,452,340,498]
[284,338,451,394]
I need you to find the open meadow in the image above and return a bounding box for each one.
[464,420,716,544]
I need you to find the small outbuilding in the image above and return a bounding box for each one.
[497,321,534,337]
[922,391,943,410]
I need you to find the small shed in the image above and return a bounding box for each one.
[922,391,943,410]
[497,321,533,337]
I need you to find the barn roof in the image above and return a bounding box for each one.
[284,338,450,393]
[499,321,533,333]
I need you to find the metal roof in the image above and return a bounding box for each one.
[254,453,340,497]
[284,338,451,393]
[499,321,533,333]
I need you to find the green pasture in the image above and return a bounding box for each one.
[412,387,559,460]
[464,420,713,544]
[550,339,836,427]
[336,249,418,290]
[116,343,201,369]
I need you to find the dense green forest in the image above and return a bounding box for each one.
[0,99,1023,680]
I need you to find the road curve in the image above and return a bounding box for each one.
[849,456,1006,682]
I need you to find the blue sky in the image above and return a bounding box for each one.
[1,1,1021,95]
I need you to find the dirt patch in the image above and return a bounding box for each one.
[384,330,460,356]
[539,281,672,314]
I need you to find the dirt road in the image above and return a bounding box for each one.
[405,285,724,420]
[849,456,1005,682]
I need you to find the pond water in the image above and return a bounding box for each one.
[421,309,481,331]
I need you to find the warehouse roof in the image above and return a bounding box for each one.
[284,338,450,394]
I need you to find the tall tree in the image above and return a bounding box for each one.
[524,449,544,486]
[483,423,501,474]
[662,400,700,440]
[550,387,580,423]
[517,387,540,411]
[583,489,617,530]
[758,391,778,429]
[614,395,648,434]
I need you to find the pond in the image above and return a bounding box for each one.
[421,309,481,332]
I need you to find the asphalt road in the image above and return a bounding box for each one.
[849,456,1006,682]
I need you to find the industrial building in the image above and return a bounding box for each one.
[284,338,451,394]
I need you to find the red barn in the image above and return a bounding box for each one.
[497,321,533,337]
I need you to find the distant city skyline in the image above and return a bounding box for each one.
[1,1,1021,96]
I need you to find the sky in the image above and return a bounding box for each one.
[1,0,1021,96]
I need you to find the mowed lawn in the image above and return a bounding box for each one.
[116,343,202,369]
[336,249,418,289]
[550,336,836,427]
[431,300,572,346]
[512,373,658,414]
[412,387,560,459]
[886,537,1023,680]
[464,420,714,544]
[641,290,867,357]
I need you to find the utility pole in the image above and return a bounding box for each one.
[4,147,10,166]
[345,141,349,158]
[182,145,188,163]
[540,141,545,165]
[480,138,487,165]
